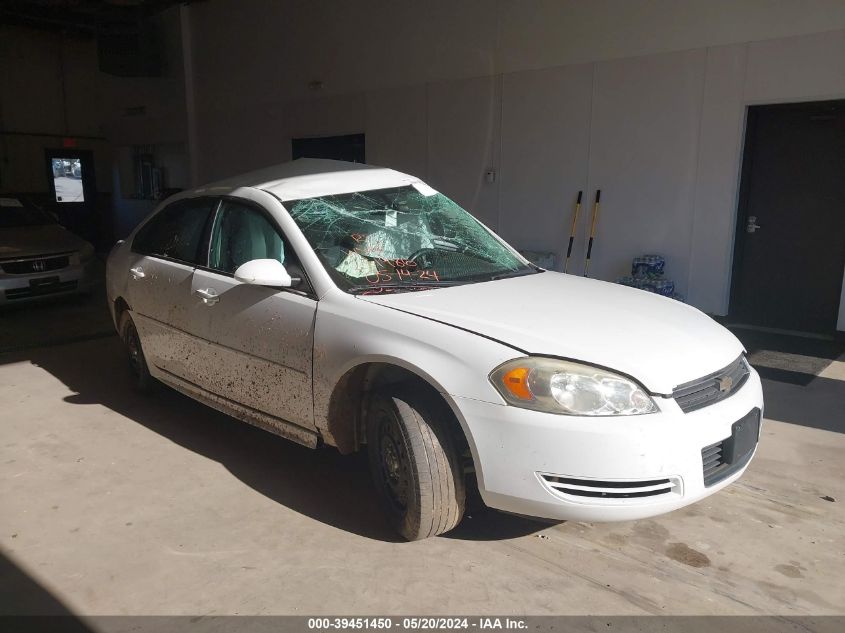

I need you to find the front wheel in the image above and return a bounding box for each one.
[366,386,466,540]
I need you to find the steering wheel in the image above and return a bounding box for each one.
[408,248,438,268]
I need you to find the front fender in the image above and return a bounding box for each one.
[313,288,521,462]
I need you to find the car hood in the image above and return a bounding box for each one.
[0,224,86,259]
[358,271,744,394]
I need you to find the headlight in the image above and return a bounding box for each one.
[489,357,658,416]
[70,242,95,264]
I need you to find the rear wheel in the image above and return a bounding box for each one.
[366,386,466,540]
[119,311,154,394]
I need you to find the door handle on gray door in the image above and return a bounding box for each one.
[195,288,219,305]
[129,266,145,279]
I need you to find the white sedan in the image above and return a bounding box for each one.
[106,159,763,540]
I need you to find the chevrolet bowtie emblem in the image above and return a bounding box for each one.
[717,375,733,393]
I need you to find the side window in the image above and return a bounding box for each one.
[132,198,216,264]
[208,201,289,275]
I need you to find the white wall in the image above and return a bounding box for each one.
[187,0,845,102]
[499,63,593,267]
[100,7,188,149]
[585,49,707,287]
[183,1,845,328]
[496,0,845,73]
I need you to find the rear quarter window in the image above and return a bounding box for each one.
[132,198,217,264]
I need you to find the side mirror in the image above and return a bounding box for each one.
[233,259,294,287]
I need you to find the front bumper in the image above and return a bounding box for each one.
[454,367,764,522]
[0,260,97,305]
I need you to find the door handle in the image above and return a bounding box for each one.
[195,288,219,305]
[746,216,762,233]
[129,266,145,279]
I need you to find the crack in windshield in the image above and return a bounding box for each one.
[286,184,536,293]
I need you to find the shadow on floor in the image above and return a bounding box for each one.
[734,328,845,359]
[3,336,544,543]
[0,260,113,354]
[0,552,93,630]
[444,487,558,541]
[730,328,845,434]
[754,376,845,434]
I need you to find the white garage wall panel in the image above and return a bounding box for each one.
[585,49,707,293]
[744,29,845,103]
[187,0,500,107]
[499,63,593,268]
[687,44,748,313]
[194,93,367,183]
[497,0,845,74]
[194,103,282,183]
[425,76,501,230]
[365,85,429,180]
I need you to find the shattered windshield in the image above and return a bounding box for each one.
[285,184,537,294]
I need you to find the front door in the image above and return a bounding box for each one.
[730,100,845,335]
[188,199,317,431]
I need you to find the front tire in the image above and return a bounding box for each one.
[366,386,466,540]
[118,311,155,394]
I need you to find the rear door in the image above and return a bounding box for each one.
[125,197,218,378]
[187,198,318,431]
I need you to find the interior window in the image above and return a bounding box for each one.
[132,198,216,264]
[208,201,286,274]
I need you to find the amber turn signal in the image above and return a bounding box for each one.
[501,367,533,400]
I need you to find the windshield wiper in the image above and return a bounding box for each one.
[488,268,543,281]
[349,281,463,295]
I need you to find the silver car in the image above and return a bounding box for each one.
[0,196,96,305]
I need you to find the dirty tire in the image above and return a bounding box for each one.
[119,311,155,394]
[367,386,466,541]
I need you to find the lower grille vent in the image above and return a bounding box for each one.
[701,408,761,487]
[702,441,725,482]
[539,474,679,499]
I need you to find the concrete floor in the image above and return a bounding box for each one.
[1,287,843,616]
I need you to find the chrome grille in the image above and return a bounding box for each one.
[0,254,70,275]
[673,355,749,413]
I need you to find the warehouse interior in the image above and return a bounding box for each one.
[3,0,845,330]
[1,0,844,623]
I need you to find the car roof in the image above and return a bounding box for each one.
[193,158,421,202]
